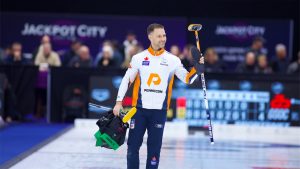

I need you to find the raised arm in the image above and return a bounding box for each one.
[174,57,204,84]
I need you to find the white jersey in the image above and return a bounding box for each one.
[117,47,198,110]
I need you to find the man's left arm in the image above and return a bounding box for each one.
[174,57,204,84]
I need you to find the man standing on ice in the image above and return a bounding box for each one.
[113,23,204,169]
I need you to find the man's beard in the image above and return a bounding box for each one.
[159,42,165,48]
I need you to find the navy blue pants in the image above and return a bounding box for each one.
[127,108,167,169]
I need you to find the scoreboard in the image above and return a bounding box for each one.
[170,75,300,127]
[172,89,299,127]
[173,90,268,125]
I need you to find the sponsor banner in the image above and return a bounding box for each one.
[189,18,293,70]
[1,12,187,57]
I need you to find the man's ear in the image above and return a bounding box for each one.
[148,34,152,41]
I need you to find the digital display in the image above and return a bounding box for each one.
[171,75,300,127]
[172,89,299,127]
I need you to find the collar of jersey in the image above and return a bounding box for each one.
[147,46,165,56]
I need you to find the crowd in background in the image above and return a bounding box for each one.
[0,32,299,124]
[0,33,300,74]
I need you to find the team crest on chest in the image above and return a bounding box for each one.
[142,57,150,66]
[160,58,168,66]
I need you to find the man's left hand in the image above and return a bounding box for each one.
[199,57,204,64]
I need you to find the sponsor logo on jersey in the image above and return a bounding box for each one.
[144,89,163,93]
[142,61,150,66]
[147,73,161,86]
[160,58,168,66]
[142,57,150,66]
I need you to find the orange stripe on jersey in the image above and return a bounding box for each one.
[147,46,165,56]
[132,74,141,107]
[167,75,175,110]
[185,67,196,83]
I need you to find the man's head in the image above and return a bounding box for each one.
[170,45,180,56]
[102,45,114,59]
[11,42,22,53]
[257,54,268,68]
[147,23,166,50]
[11,42,22,59]
[204,48,218,64]
[182,44,193,60]
[128,44,140,58]
[102,40,113,47]
[252,36,265,50]
[126,31,136,42]
[41,35,51,44]
[43,43,52,56]
[275,43,287,59]
[71,40,82,52]
[245,51,256,66]
[78,45,90,60]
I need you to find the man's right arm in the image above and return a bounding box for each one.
[113,56,139,116]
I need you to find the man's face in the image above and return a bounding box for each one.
[12,44,22,53]
[205,50,217,64]
[148,28,166,49]
[43,44,51,55]
[127,34,136,42]
[170,45,180,56]
[258,56,267,68]
[276,49,287,59]
[12,44,22,59]
[103,51,112,59]
[79,47,90,60]
[72,42,82,52]
[41,35,50,44]
[253,41,263,50]
[245,52,256,65]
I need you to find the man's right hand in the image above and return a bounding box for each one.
[113,101,123,116]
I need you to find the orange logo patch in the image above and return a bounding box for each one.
[147,73,161,86]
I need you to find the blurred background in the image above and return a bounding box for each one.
[0,0,299,168]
